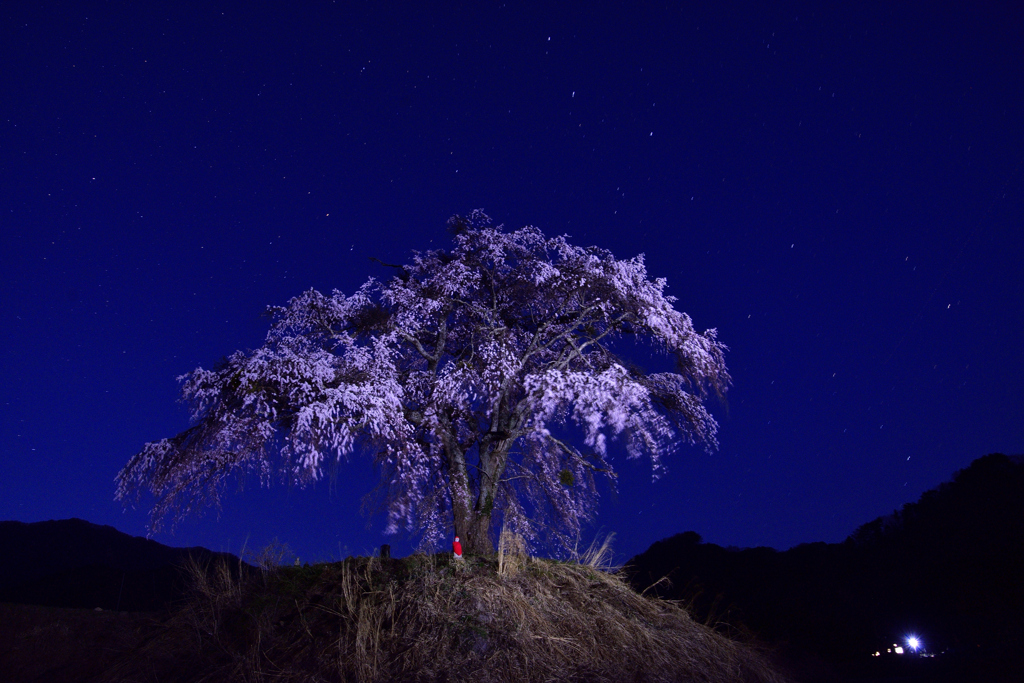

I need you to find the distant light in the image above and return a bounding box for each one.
[894,646,904,655]
[907,636,921,651]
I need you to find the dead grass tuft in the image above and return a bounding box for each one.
[497,526,529,578]
[574,531,617,571]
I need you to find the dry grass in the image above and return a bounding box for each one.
[101,550,790,683]
[573,531,617,570]
[496,526,528,578]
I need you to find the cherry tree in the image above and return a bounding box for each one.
[117,211,730,555]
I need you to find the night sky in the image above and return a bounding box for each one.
[3,2,1022,564]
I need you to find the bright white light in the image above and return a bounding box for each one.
[894,646,904,655]
[907,636,921,651]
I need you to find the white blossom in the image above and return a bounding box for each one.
[117,212,730,553]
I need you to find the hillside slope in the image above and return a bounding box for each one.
[0,518,242,611]
[105,553,790,683]
[624,453,1024,679]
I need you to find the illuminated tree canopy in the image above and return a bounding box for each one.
[117,211,730,554]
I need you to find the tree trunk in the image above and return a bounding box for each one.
[465,508,494,555]
[460,438,510,555]
[446,426,504,555]
[450,478,480,553]
[450,484,495,555]
[451,505,494,555]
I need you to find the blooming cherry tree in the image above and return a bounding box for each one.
[117,212,730,555]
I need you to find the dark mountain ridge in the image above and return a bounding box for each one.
[624,453,1024,680]
[0,518,243,611]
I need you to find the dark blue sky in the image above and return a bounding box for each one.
[3,1,1022,563]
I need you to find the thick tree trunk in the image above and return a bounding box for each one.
[449,473,480,553]
[460,438,512,555]
[446,427,507,555]
[465,510,494,555]
[451,504,494,554]
[443,413,491,553]
[450,473,495,554]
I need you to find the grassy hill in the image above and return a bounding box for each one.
[95,548,788,682]
[0,518,243,612]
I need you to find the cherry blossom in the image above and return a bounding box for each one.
[117,211,730,554]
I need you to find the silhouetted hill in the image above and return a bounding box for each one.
[0,518,243,611]
[624,453,1024,681]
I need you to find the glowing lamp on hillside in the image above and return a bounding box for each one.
[907,636,921,652]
